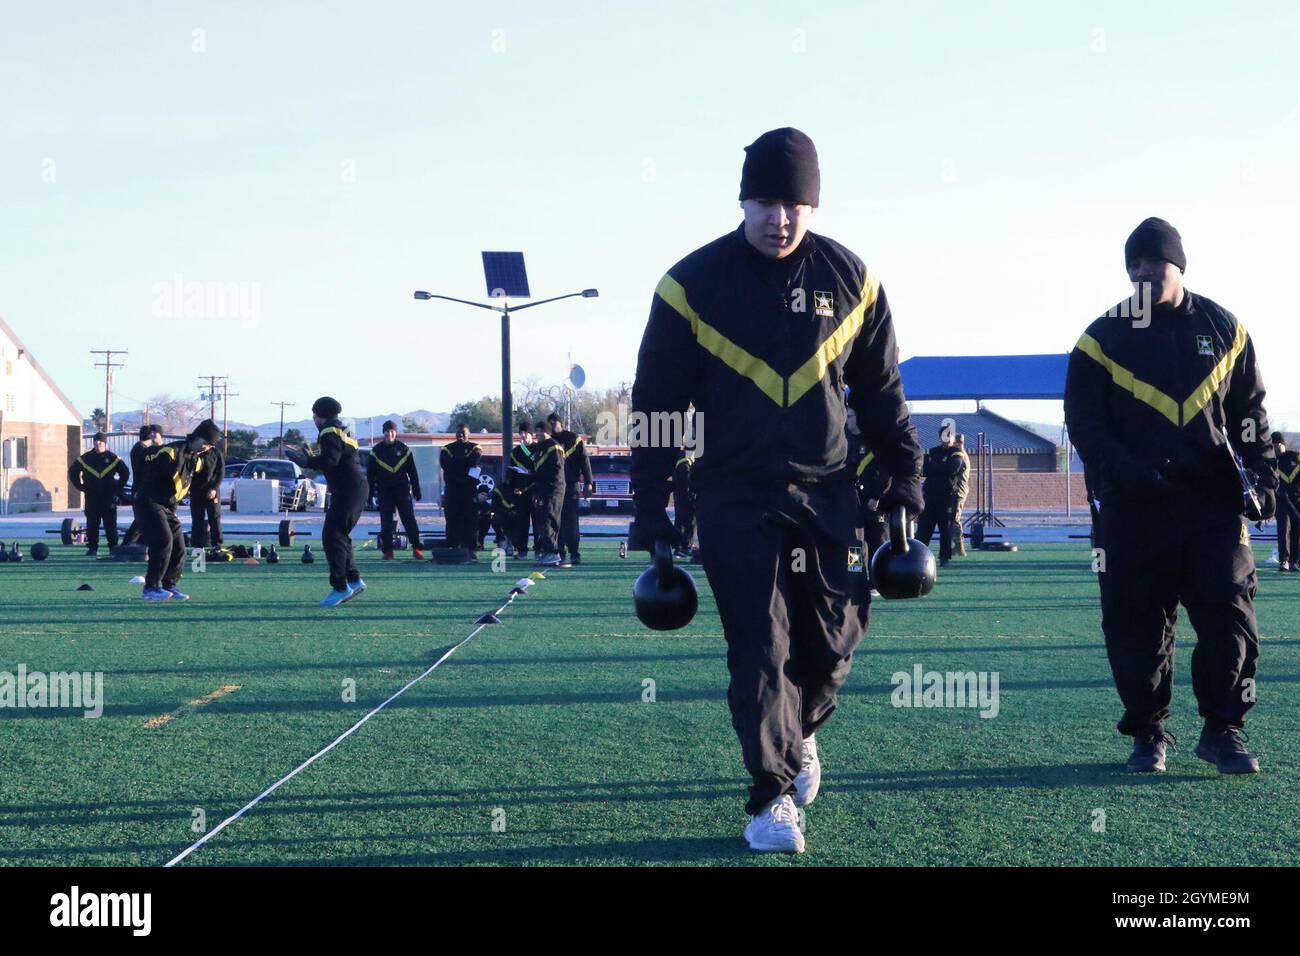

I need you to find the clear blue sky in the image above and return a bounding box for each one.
[3,0,1297,430]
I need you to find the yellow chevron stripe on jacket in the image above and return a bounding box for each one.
[1182,320,1248,424]
[563,436,585,458]
[1073,333,1181,425]
[1281,462,1300,485]
[788,271,880,406]
[75,455,121,479]
[855,450,875,478]
[319,426,359,449]
[371,449,411,473]
[656,271,878,408]
[1074,321,1250,428]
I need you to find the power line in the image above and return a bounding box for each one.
[90,349,127,431]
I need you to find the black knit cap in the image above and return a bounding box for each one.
[382,420,397,432]
[92,431,107,442]
[1124,217,1186,272]
[190,419,222,445]
[138,425,152,439]
[312,396,342,418]
[739,127,820,207]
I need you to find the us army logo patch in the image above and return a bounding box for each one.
[814,291,835,318]
[847,546,864,573]
[1196,334,1214,356]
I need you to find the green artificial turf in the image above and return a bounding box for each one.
[0,538,1296,866]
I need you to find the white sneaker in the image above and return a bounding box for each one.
[793,734,821,807]
[743,795,805,853]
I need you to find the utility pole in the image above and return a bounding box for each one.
[90,349,127,432]
[220,382,239,456]
[197,375,226,422]
[271,401,295,458]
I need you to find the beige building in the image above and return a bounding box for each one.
[0,316,83,513]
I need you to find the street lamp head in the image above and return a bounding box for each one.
[581,288,599,298]
[413,291,432,300]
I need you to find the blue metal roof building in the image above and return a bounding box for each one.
[898,354,1069,401]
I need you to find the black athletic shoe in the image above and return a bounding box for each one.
[570,553,581,565]
[1194,725,1260,774]
[1126,729,1175,772]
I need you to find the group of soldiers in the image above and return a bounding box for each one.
[356,414,596,570]
[67,423,226,564]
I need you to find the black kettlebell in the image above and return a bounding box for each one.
[633,541,698,631]
[870,506,936,600]
[302,545,315,564]
[266,545,279,564]
[9,543,22,563]
[30,542,50,561]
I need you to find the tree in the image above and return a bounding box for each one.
[282,427,306,448]
[145,394,204,436]
[89,408,106,431]
[224,429,259,461]
[401,416,429,434]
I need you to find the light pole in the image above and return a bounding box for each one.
[413,288,598,484]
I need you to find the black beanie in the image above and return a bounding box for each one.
[382,420,397,432]
[139,425,152,439]
[739,128,820,207]
[1124,217,1186,272]
[190,419,222,445]
[92,431,107,443]
[312,396,342,418]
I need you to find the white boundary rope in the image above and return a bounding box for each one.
[164,590,520,867]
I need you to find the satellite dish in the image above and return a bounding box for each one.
[569,364,586,389]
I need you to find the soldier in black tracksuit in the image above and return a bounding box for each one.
[440,425,482,555]
[140,421,221,594]
[68,433,130,554]
[550,415,594,564]
[672,454,696,555]
[367,420,424,558]
[189,442,225,549]
[916,433,964,566]
[123,424,163,547]
[631,129,924,824]
[530,420,567,562]
[506,425,536,557]
[302,398,369,593]
[1064,217,1276,774]
[1273,432,1300,571]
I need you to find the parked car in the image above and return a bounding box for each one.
[230,458,316,512]
[219,462,245,506]
[581,454,633,513]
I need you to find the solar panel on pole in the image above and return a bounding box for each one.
[481,252,530,299]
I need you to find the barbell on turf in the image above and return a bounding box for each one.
[49,517,306,548]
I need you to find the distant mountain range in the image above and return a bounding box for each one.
[89,409,450,438]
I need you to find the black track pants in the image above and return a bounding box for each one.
[444,488,478,553]
[1095,496,1259,735]
[377,487,422,552]
[1277,496,1300,567]
[915,495,955,563]
[559,494,582,557]
[696,481,869,815]
[531,485,563,555]
[141,501,185,589]
[323,471,367,591]
[84,496,119,550]
[190,494,223,547]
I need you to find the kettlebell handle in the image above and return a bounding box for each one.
[653,539,674,582]
[889,505,910,555]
